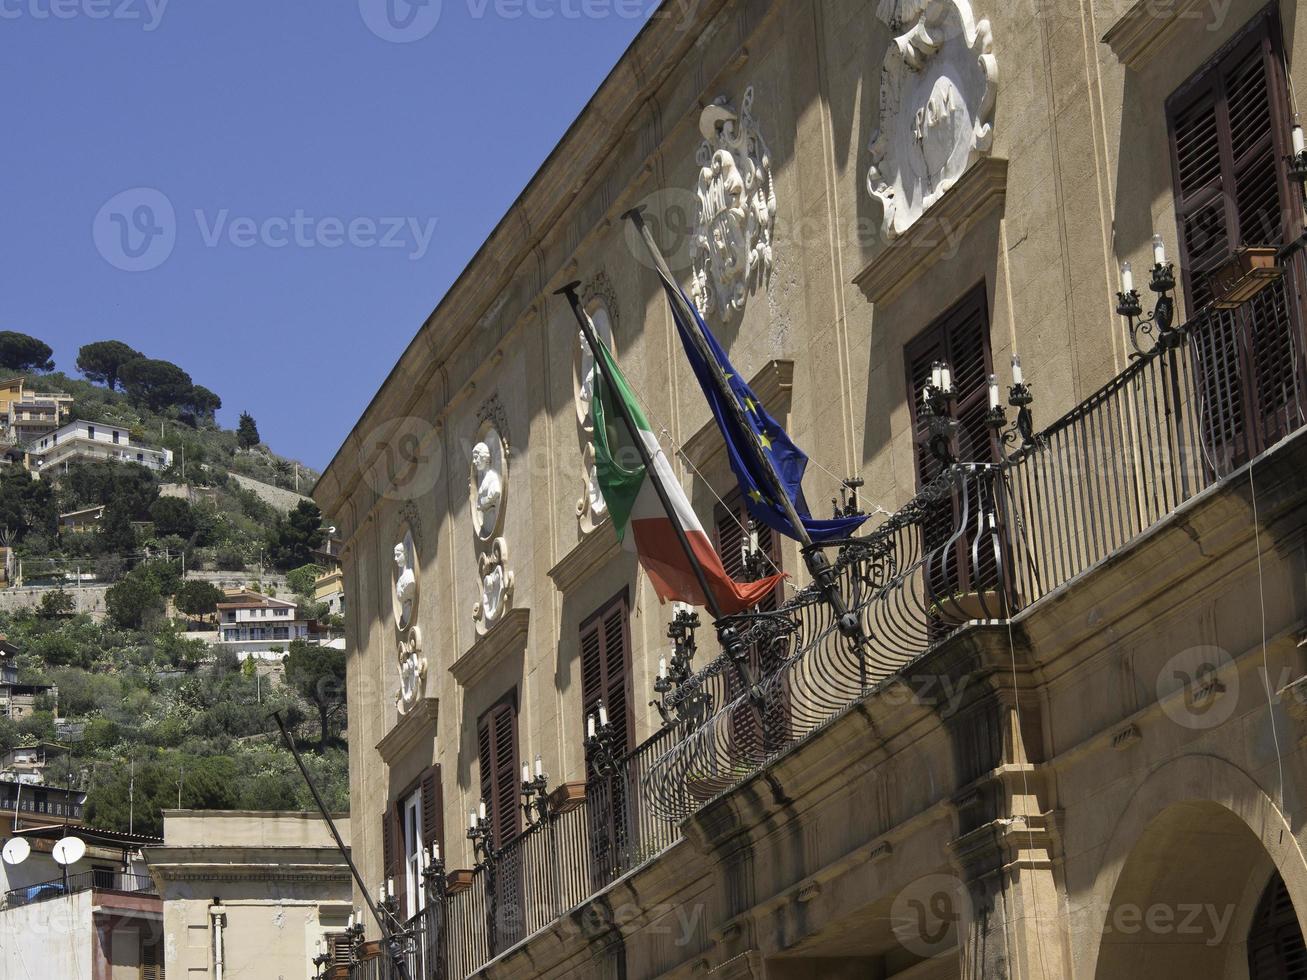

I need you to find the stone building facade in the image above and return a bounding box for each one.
[314,0,1307,976]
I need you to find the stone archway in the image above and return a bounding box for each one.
[1079,756,1307,980]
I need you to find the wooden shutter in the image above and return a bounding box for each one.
[420,764,444,862]
[140,940,163,980]
[1247,872,1307,980]
[1168,8,1293,309]
[1167,8,1304,467]
[381,806,398,891]
[330,933,353,966]
[477,695,520,849]
[579,593,634,757]
[904,285,999,604]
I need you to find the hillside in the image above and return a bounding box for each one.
[0,334,345,837]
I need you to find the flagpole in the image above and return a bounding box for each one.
[555,282,727,623]
[623,206,862,642]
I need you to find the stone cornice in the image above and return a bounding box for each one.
[681,359,794,472]
[853,157,1009,308]
[449,607,530,689]
[375,696,439,767]
[547,526,621,596]
[313,0,743,521]
[1101,0,1212,69]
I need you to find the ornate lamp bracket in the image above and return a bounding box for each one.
[1116,259,1180,358]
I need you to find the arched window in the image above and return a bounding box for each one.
[1248,872,1307,979]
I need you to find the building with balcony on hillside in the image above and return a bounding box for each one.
[0,636,54,720]
[0,821,161,980]
[314,2,1307,978]
[217,588,311,660]
[26,419,173,475]
[0,375,73,447]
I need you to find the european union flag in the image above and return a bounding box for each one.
[657,277,869,544]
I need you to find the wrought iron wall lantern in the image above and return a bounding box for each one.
[1116,236,1180,357]
[986,355,1041,461]
[519,756,551,827]
[921,360,960,466]
[312,950,332,979]
[1289,116,1307,186]
[584,700,622,779]
[832,476,866,520]
[467,802,499,870]
[652,605,708,728]
[421,841,447,901]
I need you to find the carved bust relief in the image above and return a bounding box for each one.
[573,287,617,535]
[691,86,776,322]
[391,526,427,715]
[469,411,514,635]
[867,0,997,239]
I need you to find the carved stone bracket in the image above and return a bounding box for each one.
[1102,0,1214,70]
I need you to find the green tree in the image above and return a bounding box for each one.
[236,411,260,449]
[284,639,346,750]
[149,497,196,539]
[0,331,54,373]
[106,574,164,630]
[75,340,143,391]
[174,580,223,618]
[0,468,57,542]
[37,589,74,618]
[266,500,325,571]
[96,504,137,555]
[188,385,222,419]
[119,358,194,413]
[286,563,322,598]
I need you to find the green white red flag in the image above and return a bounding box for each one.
[589,332,784,615]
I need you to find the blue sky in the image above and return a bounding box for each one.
[1,0,655,470]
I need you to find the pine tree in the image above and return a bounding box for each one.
[237,411,260,449]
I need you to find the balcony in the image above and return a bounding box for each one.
[3,870,156,909]
[345,243,1307,979]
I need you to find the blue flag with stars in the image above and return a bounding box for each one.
[656,276,869,544]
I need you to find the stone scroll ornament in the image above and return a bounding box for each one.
[392,528,427,715]
[867,0,997,239]
[691,86,776,322]
[469,418,514,636]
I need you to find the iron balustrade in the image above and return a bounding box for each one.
[4,870,156,908]
[349,242,1307,979]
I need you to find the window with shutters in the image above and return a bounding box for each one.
[904,284,1001,609]
[579,592,634,886]
[1167,7,1307,469]
[139,939,163,980]
[477,694,520,850]
[329,932,353,967]
[713,491,790,754]
[383,764,445,922]
[1247,872,1307,980]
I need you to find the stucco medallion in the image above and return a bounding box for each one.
[469,413,514,634]
[691,86,775,322]
[867,0,997,240]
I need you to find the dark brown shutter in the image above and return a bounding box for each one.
[477,696,520,848]
[904,285,999,604]
[331,933,353,966]
[579,593,633,756]
[1168,8,1293,309]
[381,806,397,891]
[1167,8,1304,467]
[420,764,443,861]
[1247,872,1307,980]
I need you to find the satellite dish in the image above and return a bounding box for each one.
[2,838,29,866]
[51,836,85,866]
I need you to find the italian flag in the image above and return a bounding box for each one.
[590,334,785,616]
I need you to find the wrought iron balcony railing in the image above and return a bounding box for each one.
[3,870,156,909]
[347,241,1307,979]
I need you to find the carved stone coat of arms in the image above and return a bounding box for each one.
[691,86,776,321]
[867,0,998,239]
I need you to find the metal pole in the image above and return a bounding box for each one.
[555,283,727,622]
[624,207,863,641]
[271,710,411,979]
